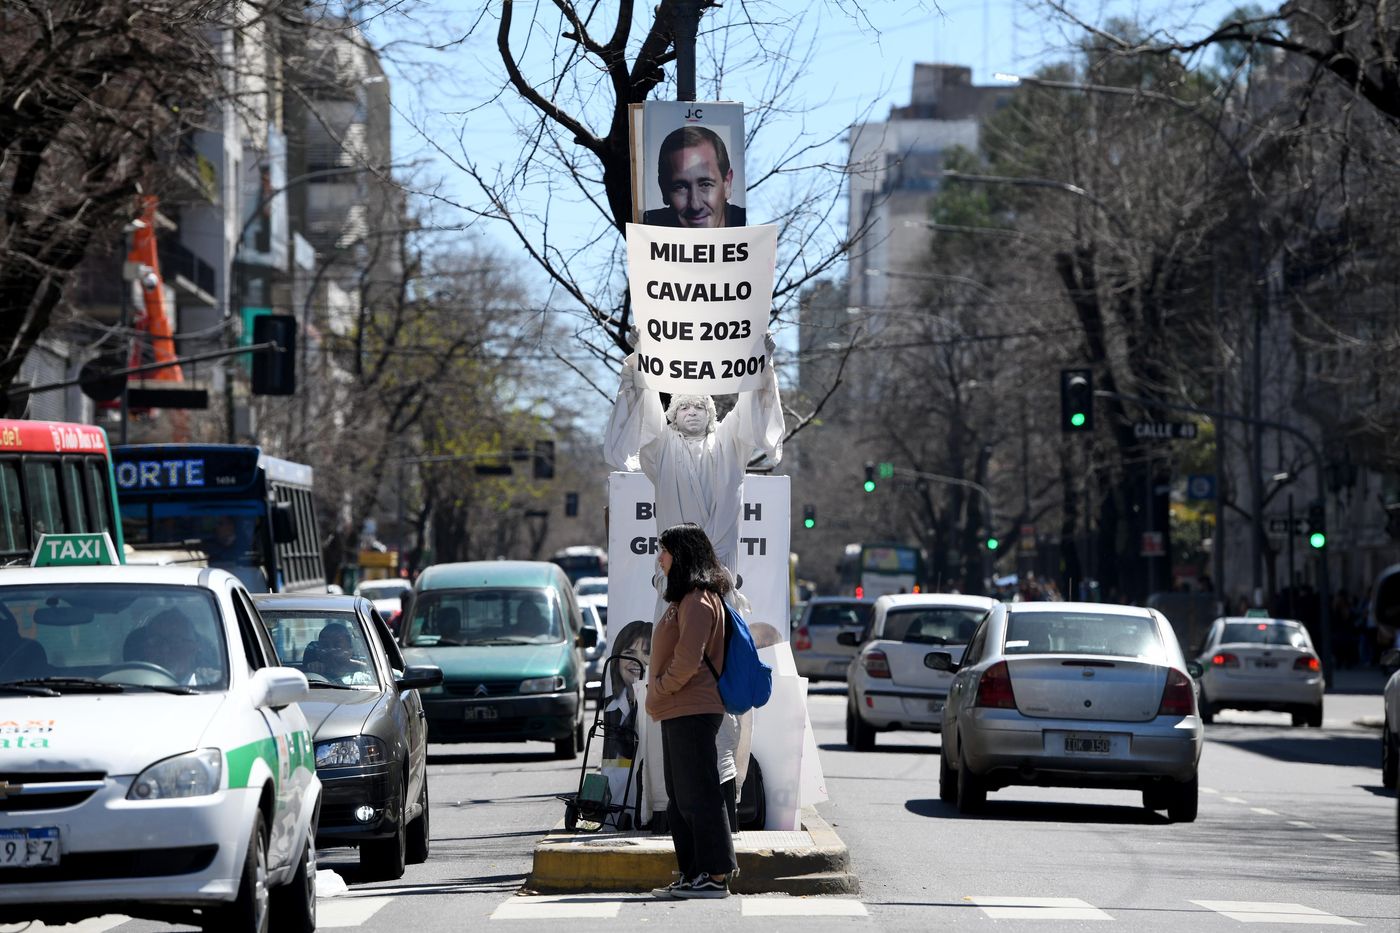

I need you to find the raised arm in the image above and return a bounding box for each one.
[717,331,784,463]
[602,334,668,471]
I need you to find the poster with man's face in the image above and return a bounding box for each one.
[631,101,746,228]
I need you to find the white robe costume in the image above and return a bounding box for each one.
[602,351,784,593]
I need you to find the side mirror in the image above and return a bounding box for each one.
[578,627,599,649]
[252,666,310,709]
[396,664,443,690]
[924,651,956,672]
[271,501,297,543]
[1379,648,1400,674]
[1186,661,1205,679]
[836,631,860,647]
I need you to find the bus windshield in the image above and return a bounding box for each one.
[121,501,268,591]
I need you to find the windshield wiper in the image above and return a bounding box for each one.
[119,682,197,695]
[0,683,60,697]
[308,681,361,690]
[12,677,127,694]
[470,637,540,646]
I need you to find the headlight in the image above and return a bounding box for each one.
[315,736,388,769]
[128,748,222,800]
[520,675,566,694]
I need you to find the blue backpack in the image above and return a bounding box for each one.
[702,602,773,715]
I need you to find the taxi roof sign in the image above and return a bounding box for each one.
[1244,608,1271,618]
[32,532,119,567]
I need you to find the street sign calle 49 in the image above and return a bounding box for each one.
[1132,421,1198,440]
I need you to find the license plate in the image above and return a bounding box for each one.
[464,705,499,721]
[1253,660,1277,669]
[1063,735,1112,754]
[0,828,60,867]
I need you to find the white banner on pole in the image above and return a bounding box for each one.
[625,223,778,396]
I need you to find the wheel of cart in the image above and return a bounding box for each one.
[556,654,645,832]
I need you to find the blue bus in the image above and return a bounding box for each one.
[113,444,326,593]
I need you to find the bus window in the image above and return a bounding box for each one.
[0,461,24,554]
[23,459,64,543]
[84,457,115,537]
[61,458,90,533]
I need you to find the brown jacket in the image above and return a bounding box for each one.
[645,588,726,721]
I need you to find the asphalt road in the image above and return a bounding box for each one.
[28,685,1400,933]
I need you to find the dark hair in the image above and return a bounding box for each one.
[607,619,653,701]
[656,125,731,189]
[660,522,732,604]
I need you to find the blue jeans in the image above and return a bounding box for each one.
[661,714,736,879]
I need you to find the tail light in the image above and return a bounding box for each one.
[794,626,812,651]
[855,586,864,599]
[1157,668,1196,717]
[975,661,1016,709]
[1294,655,1321,672]
[1211,652,1239,668]
[862,649,891,679]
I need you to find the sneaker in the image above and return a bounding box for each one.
[672,872,729,899]
[651,877,692,899]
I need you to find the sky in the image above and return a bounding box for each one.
[367,0,1244,409]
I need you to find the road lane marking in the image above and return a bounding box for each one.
[1249,807,1279,816]
[967,896,1111,920]
[1323,833,1356,843]
[317,896,394,928]
[1191,900,1359,925]
[742,898,868,917]
[491,896,623,920]
[1202,787,1220,795]
[1372,850,1398,861]
[1223,796,1248,804]
[1287,820,1314,828]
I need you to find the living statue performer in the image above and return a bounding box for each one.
[603,328,783,606]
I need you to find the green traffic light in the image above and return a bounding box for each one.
[1070,412,1086,427]
[1309,531,1326,549]
[863,480,876,493]
[986,537,999,551]
[803,517,815,529]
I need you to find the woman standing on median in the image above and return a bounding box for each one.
[647,522,736,899]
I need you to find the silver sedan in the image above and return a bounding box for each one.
[931,601,1204,822]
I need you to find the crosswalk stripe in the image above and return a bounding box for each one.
[491,896,624,920]
[317,896,394,928]
[1191,900,1360,925]
[1373,850,1399,861]
[741,897,868,917]
[967,896,1112,920]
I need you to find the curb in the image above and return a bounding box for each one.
[524,806,857,896]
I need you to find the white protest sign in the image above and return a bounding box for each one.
[625,223,778,395]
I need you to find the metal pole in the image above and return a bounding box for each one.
[1287,493,1296,618]
[1212,257,1226,611]
[119,244,130,445]
[673,0,702,102]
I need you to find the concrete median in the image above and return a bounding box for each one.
[524,806,857,896]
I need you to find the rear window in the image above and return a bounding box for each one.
[806,603,873,628]
[404,588,563,646]
[882,607,984,645]
[1220,621,1309,648]
[1004,611,1164,659]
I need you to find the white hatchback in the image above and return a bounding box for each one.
[0,550,320,932]
[1194,616,1325,726]
[844,594,998,750]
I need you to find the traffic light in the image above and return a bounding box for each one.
[1059,368,1093,433]
[252,314,297,395]
[1307,501,1326,549]
[986,535,999,551]
[863,462,876,493]
[803,504,816,529]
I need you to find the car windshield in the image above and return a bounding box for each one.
[575,578,608,596]
[404,589,564,646]
[260,610,377,687]
[883,607,984,644]
[1220,621,1309,648]
[358,581,409,600]
[807,603,873,627]
[1004,611,1165,659]
[0,583,229,691]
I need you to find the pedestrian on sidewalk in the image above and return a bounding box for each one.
[647,522,736,900]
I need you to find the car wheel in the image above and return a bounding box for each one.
[1198,693,1215,725]
[1142,786,1169,811]
[955,745,985,815]
[574,715,586,753]
[554,729,578,760]
[1166,774,1199,823]
[1308,703,1324,728]
[361,793,407,881]
[847,697,875,751]
[1383,729,1400,789]
[406,778,430,865]
[203,813,268,933]
[938,743,957,803]
[1291,710,1308,727]
[269,833,316,933]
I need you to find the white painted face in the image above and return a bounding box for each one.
[673,397,711,437]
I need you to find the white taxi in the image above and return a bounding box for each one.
[0,533,320,932]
